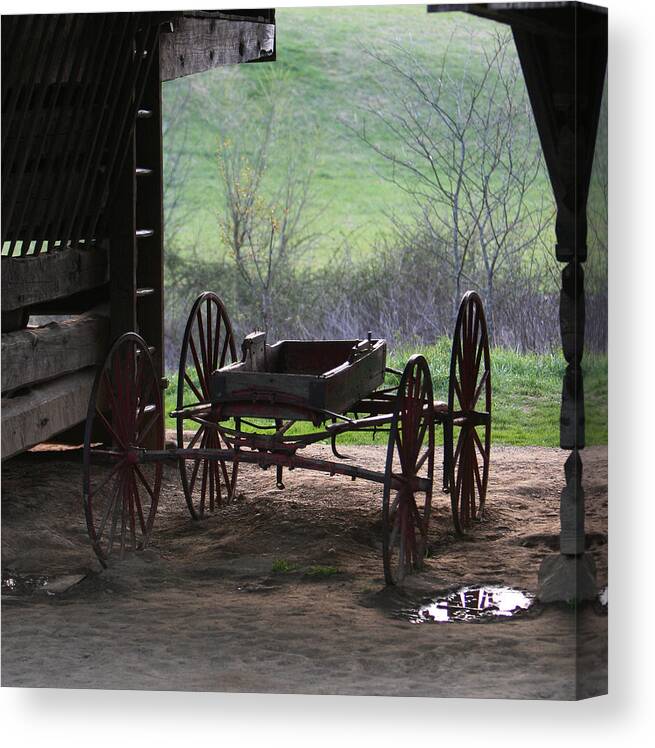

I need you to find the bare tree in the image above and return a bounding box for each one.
[215,89,321,337]
[162,80,195,251]
[351,27,550,342]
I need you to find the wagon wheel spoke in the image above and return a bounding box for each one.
[96,469,124,543]
[137,410,160,445]
[130,470,147,535]
[126,476,137,552]
[196,308,210,387]
[107,471,124,556]
[186,423,205,451]
[134,464,156,502]
[183,372,204,404]
[83,333,163,566]
[472,428,486,462]
[212,313,222,370]
[199,460,209,518]
[206,299,213,379]
[177,293,239,521]
[212,458,221,512]
[219,330,231,368]
[218,456,230,498]
[134,375,156,432]
[453,377,464,411]
[388,508,401,553]
[398,513,408,582]
[471,369,489,410]
[472,450,484,506]
[119,485,129,559]
[188,336,209,400]
[473,329,484,386]
[95,406,127,451]
[90,456,126,499]
[188,429,208,497]
[415,447,431,473]
[416,415,429,456]
[453,427,465,469]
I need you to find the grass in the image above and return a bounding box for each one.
[270,561,340,577]
[304,565,340,578]
[164,341,607,448]
[162,5,549,264]
[271,559,296,574]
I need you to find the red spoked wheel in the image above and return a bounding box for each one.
[447,291,492,534]
[177,292,239,520]
[382,355,435,585]
[83,333,163,566]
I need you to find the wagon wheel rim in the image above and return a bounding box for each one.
[382,355,434,586]
[447,291,491,535]
[83,333,163,566]
[176,292,238,520]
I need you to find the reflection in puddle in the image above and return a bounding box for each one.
[407,586,535,623]
[2,570,49,596]
[2,570,86,597]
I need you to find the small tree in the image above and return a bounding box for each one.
[216,88,320,338]
[353,28,550,343]
[162,81,195,252]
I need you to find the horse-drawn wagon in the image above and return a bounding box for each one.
[83,291,491,584]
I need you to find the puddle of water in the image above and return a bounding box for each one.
[406,585,535,624]
[2,570,49,596]
[2,570,85,597]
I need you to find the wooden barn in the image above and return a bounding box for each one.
[1,9,276,460]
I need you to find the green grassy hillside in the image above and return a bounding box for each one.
[162,5,546,262]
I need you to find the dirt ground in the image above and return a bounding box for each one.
[1,440,607,700]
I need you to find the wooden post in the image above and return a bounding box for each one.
[109,131,137,340]
[511,5,607,603]
[135,35,165,385]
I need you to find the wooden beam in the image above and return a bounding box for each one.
[160,17,275,81]
[1,310,109,394]
[1,368,95,460]
[136,37,165,384]
[1,244,109,312]
[185,10,275,25]
[109,134,137,340]
[26,284,110,316]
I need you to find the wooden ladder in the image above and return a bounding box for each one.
[109,30,166,443]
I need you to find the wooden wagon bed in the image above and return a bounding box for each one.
[209,332,387,422]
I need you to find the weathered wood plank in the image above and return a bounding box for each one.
[210,339,387,420]
[1,244,108,312]
[1,310,108,394]
[26,284,110,316]
[160,17,275,81]
[1,368,95,460]
[241,332,267,371]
